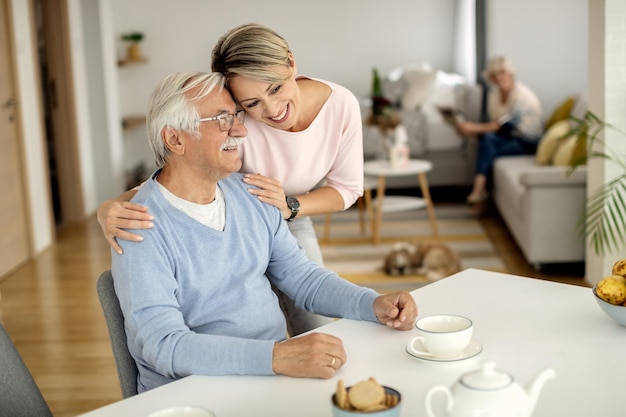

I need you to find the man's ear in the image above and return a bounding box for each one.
[162,127,185,156]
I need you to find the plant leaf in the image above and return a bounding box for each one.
[582,176,626,255]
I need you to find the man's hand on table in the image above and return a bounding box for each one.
[271,292,416,379]
[272,332,347,379]
[373,291,418,330]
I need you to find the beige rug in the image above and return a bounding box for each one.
[311,205,507,293]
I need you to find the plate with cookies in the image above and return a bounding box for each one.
[331,377,401,416]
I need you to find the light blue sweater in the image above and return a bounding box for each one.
[111,171,379,392]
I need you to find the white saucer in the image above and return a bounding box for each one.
[406,339,483,362]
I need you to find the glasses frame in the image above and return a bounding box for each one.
[196,109,246,131]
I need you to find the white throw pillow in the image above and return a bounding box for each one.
[400,69,437,110]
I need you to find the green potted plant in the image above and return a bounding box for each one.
[568,111,626,255]
[121,31,145,62]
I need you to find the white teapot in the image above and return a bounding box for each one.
[425,361,555,417]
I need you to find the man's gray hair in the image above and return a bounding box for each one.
[146,71,225,167]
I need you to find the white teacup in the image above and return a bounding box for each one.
[409,314,473,359]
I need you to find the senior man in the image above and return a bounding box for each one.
[111,71,418,393]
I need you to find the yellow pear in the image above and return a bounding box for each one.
[611,259,626,277]
[596,275,626,305]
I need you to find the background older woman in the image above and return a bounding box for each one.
[456,56,543,204]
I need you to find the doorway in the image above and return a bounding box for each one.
[0,0,31,278]
[33,0,84,228]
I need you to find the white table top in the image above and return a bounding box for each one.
[364,159,433,176]
[79,269,625,417]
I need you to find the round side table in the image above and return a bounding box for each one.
[363,159,439,244]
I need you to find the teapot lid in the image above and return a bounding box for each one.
[460,362,513,390]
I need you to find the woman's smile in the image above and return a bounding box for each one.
[268,103,290,124]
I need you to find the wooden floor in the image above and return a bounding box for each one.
[0,205,588,417]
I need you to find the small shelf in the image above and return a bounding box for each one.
[122,115,146,132]
[117,57,148,67]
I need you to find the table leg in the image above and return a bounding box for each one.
[364,188,374,235]
[322,213,332,243]
[418,172,438,236]
[372,176,387,245]
[357,196,366,235]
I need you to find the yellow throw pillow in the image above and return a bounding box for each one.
[569,131,587,165]
[545,96,576,130]
[552,135,578,166]
[535,120,571,165]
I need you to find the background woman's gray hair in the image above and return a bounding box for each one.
[146,71,225,168]
[211,22,292,85]
[482,55,515,82]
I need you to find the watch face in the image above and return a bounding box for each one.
[286,196,300,210]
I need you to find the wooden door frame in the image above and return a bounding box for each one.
[0,0,32,281]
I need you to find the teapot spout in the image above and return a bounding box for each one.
[526,368,556,414]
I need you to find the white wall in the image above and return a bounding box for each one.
[586,0,626,285]
[77,0,119,208]
[487,0,588,115]
[109,0,588,179]
[110,0,459,178]
[111,0,457,112]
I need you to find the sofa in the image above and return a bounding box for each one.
[493,155,586,267]
[362,64,483,188]
[491,94,588,267]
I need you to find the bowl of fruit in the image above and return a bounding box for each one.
[593,259,626,327]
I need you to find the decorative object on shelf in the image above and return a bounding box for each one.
[568,110,626,255]
[365,67,406,163]
[121,115,146,132]
[121,31,145,63]
[366,67,400,133]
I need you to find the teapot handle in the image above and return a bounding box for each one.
[425,386,453,417]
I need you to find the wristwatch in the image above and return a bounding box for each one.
[285,196,300,221]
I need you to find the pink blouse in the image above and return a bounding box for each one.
[239,77,364,210]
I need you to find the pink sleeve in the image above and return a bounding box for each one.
[323,89,364,209]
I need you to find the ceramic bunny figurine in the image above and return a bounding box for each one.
[389,124,409,170]
[425,361,555,417]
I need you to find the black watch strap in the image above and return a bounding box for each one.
[285,196,300,221]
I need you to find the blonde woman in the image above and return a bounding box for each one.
[97,23,364,336]
[456,56,543,203]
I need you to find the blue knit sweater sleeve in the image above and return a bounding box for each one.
[111,172,379,392]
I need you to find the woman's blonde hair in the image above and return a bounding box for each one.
[482,55,515,82]
[211,23,292,85]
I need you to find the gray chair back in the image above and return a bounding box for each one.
[0,323,53,417]
[97,270,139,398]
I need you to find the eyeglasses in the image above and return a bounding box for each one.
[196,109,246,131]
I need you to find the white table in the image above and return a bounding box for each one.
[364,159,438,244]
[78,269,624,417]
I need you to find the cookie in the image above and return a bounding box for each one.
[347,378,385,410]
[385,392,399,408]
[335,379,349,409]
